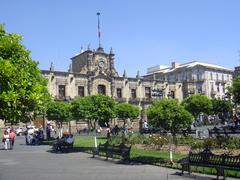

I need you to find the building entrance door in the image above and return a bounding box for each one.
[98,84,106,95]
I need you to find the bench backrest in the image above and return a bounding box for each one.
[189,150,240,168]
[98,143,131,153]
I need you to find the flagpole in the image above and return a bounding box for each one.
[97,12,101,48]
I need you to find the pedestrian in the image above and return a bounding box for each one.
[46,122,51,140]
[123,123,128,135]
[106,126,111,138]
[9,129,16,150]
[2,130,10,150]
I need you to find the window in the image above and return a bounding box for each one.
[216,73,219,81]
[171,91,175,99]
[58,85,65,99]
[131,89,136,99]
[211,82,214,91]
[116,88,122,98]
[197,73,200,81]
[197,86,202,93]
[78,86,84,97]
[145,87,151,98]
[210,72,213,80]
[98,85,106,95]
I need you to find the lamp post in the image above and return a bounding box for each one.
[94,130,97,148]
[65,96,71,134]
[167,132,173,164]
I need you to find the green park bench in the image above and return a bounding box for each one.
[180,148,240,180]
[92,142,131,161]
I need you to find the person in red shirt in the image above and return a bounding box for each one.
[9,129,16,150]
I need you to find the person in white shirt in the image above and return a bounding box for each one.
[143,121,148,129]
[66,134,74,144]
[2,130,10,150]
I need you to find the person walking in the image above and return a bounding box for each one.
[46,122,51,140]
[9,129,16,150]
[2,130,10,150]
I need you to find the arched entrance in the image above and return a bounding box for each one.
[98,84,106,95]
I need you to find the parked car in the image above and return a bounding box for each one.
[15,127,26,136]
[27,125,39,130]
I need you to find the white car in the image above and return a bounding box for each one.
[26,125,39,132]
[15,127,25,136]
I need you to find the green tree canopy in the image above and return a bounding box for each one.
[71,96,93,123]
[115,103,140,123]
[71,95,116,130]
[228,76,240,105]
[0,24,50,124]
[211,98,233,115]
[147,99,193,135]
[181,94,212,118]
[46,101,72,123]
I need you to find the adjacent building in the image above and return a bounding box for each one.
[233,66,240,78]
[144,61,233,99]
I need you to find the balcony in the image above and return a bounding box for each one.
[114,97,127,102]
[54,96,72,101]
[196,78,205,82]
[211,91,217,95]
[142,98,153,103]
[128,98,141,103]
[188,89,195,95]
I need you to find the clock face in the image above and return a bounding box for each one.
[98,59,106,69]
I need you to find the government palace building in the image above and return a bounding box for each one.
[41,44,233,126]
[41,45,183,123]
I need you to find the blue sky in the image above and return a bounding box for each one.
[1,0,240,77]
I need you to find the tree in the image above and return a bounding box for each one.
[0,24,49,124]
[147,99,193,135]
[71,95,115,130]
[181,94,212,119]
[115,103,140,124]
[71,96,92,131]
[46,101,72,136]
[211,98,233,122]
[228,76,240,106]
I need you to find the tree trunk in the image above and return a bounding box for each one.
[68,120,71,134]
[87,119,90,134]
[60,121,63,138]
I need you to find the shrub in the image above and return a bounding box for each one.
[203,138,216,150]
[148,135,168,150]
[191,141,203,152]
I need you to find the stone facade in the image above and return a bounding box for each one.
[42,46,183,128]
[145,61,233,99]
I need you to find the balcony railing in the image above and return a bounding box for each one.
[129,98,141,103]
[188,90,195,94]
[54,96,72,101]
[142,98,153,103]
[211,91,217,95]
[114,97,127,102]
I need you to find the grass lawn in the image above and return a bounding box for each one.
[73,136,240,178]
[74,136,107,148]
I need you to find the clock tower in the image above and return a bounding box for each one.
[70,46,118,77]
[70,12,118,77]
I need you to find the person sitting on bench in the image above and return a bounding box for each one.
[66,134,74,144]
[53,133,73,151]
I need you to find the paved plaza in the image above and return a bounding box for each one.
[0,136,237,180]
